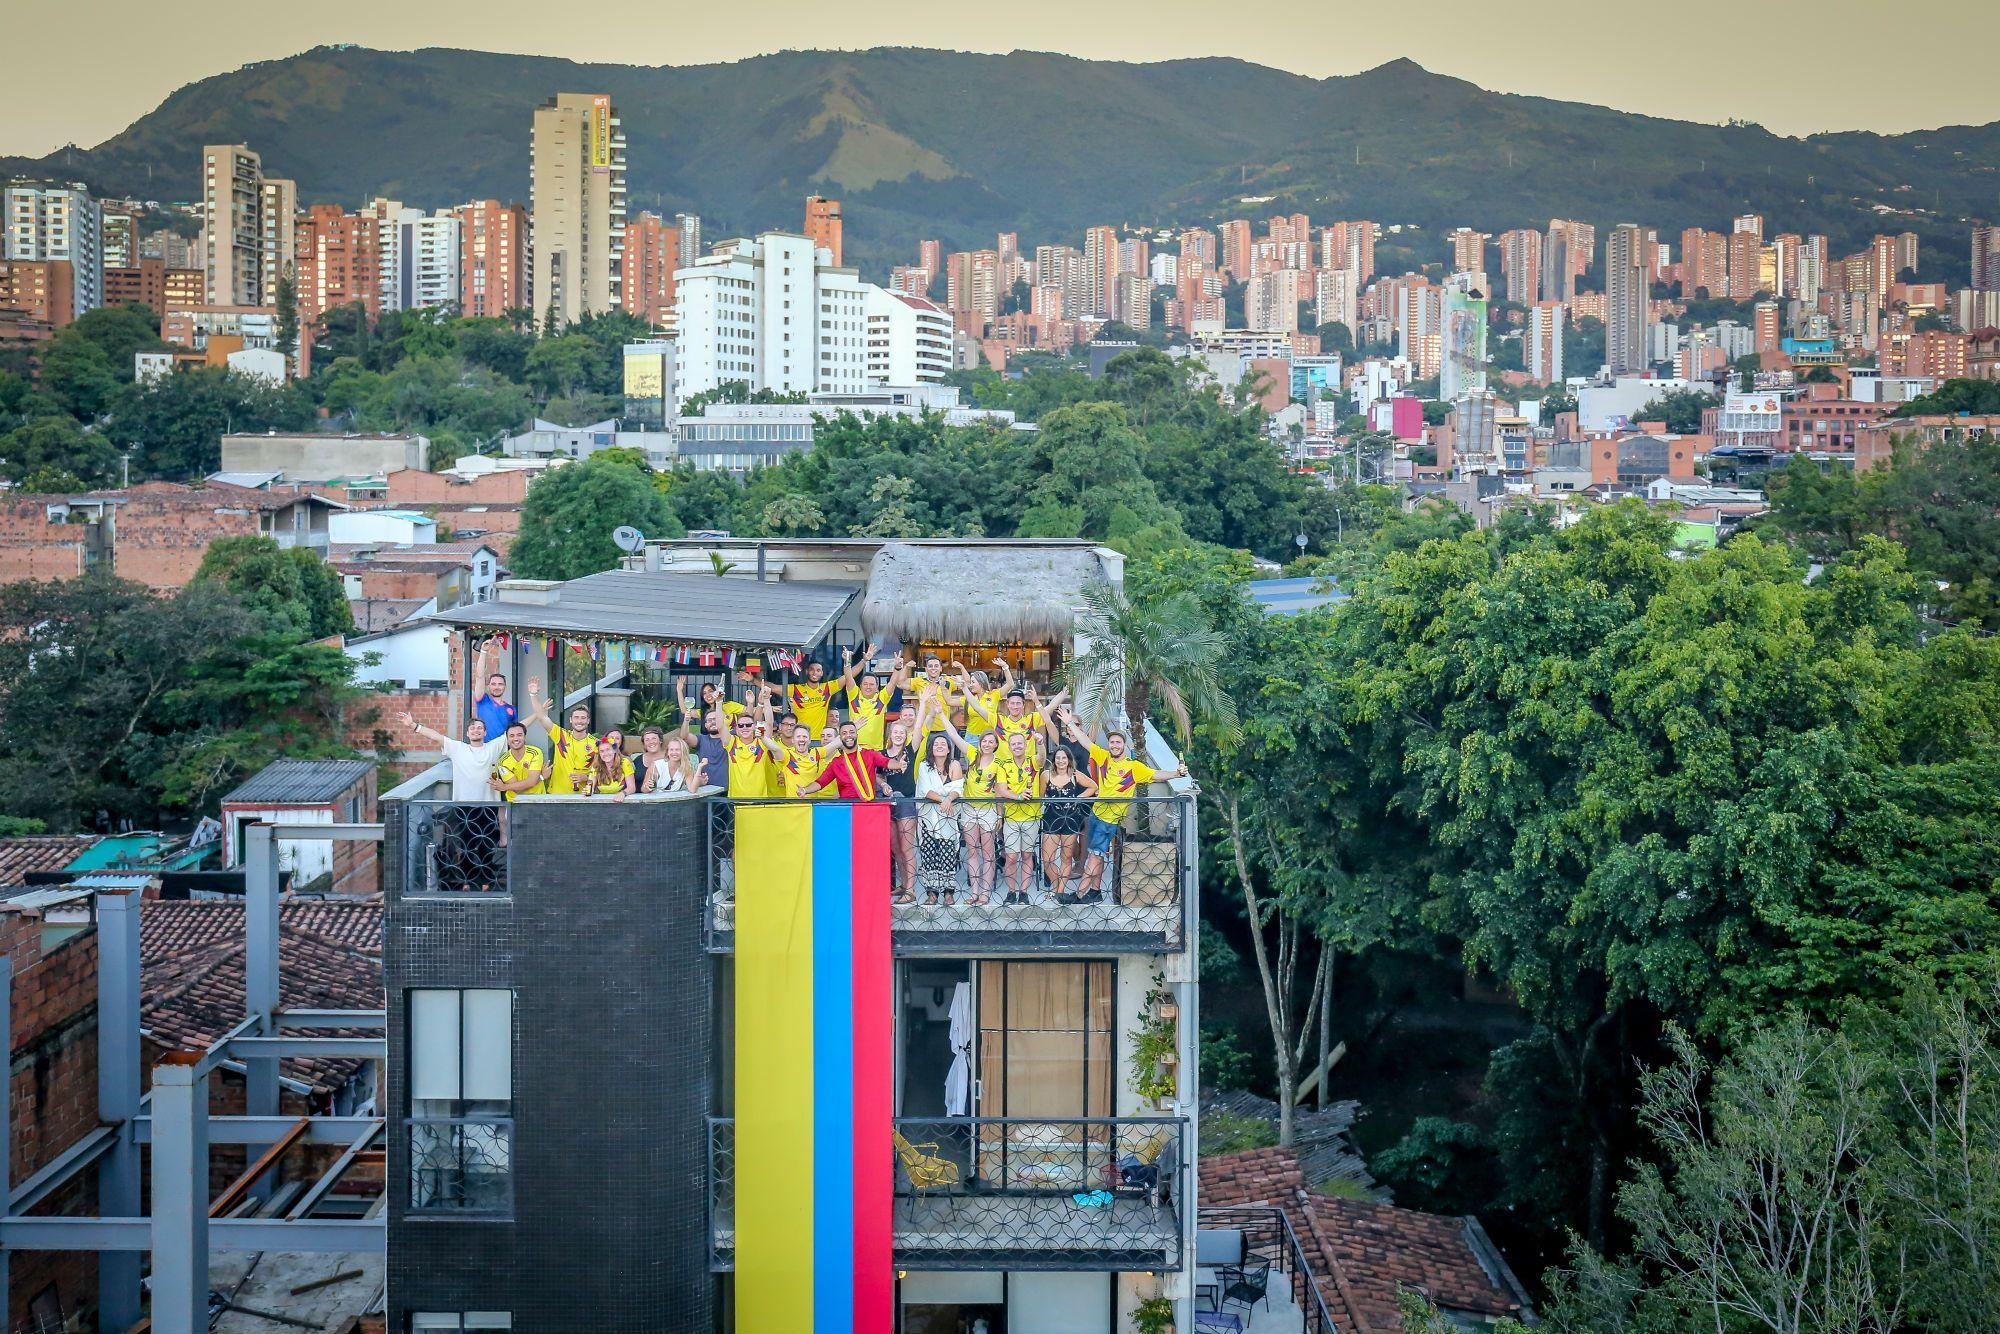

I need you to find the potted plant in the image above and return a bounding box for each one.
[1133,1295,1174,1334]
[1128,973,1179,1108]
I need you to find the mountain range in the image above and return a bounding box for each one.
[6,45,1997,282]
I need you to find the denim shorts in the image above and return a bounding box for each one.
[1086,815,1119,856]
[891,794,919,820]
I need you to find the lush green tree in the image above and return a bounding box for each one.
[39,337,121,420]
[106,367,313,479]
[523,334,601,400]
[193,535,355,639]
[1893,376,2000,418]
[0,415,123,487]
[0,576,370,829]
[1630,387,1719,433]
[1065,578,1240,747]
[512,454,682,579]
[1545,985,2000,1334]
[760,492,826,536]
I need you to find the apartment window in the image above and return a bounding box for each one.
[408,988,512,1212]
[976,961,1113,1117]
[411,1316,511,1333]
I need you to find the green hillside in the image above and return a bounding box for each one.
[6,45,1996,281]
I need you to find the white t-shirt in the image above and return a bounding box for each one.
[441,737,507,802]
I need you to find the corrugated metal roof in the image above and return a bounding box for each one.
[426,569,858,650]
[221,759,375,805]
[69,873,154,891]
[4,886,97,910]
[1246,577,1350,616]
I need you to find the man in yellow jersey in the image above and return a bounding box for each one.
[545,704,597,795]
[992,730,1043,905]
[994,683,1066,757]
[1059,715,1187,904]
[786,659,837,739]
[838,642,894,750]
[491,722,549,801]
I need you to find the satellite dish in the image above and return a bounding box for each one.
[612,526,646,554]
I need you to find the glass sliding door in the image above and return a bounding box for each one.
[973,961,1112,1191]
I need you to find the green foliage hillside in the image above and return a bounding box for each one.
[7,46,1996,279]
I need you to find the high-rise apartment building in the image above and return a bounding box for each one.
[1313,267,1359,336]
[917,238,940,279]
[1246,269,1301,333]
[1111,271,1151,329]
[1677,228,1727,298]
[1733,213,1764,239]
[621,211,681,326]
[1892,231,1918,278]
[1084,226,1120,317]
[1339,220,1376,284]
[1605,223,1650,374]
[298,204,381,327]
[1753,300,1781,353]
[200,144,270,307]
[0,259,77,330]
[1527,301,1565,384]
[1035,245,1091,324]
[258,177,297,303]
[1497,229,1541,305]
[1726,229,1769,300]
[888,265,930,299]
[100,205,138,270]
[678,213,703,267]
[1218,220,1252,282]
[2,181,103,318]
[1970,226,2000,291]
[529,93,628,326]
[371,201,461,313]
[672,231,868,404]
[1446,227,1487,275]
[804,196,842,267]
[1542,222,1577,303]
[454,200,530,319]
[1179,228,1216,267]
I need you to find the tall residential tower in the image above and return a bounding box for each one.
[529,93,627,326]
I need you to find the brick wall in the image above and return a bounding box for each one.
[351,688,449,778]
[0,501,92,584]
[382,470,528,506]
[345,567,443,602]
[331,772,381,896]
[4,913,100,1334]
[111,497,264,590]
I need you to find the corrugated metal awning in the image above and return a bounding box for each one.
[426,569,859,650]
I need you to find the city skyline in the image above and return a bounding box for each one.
[6,0,2000,160]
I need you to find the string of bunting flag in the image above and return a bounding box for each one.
[468,631,813,674]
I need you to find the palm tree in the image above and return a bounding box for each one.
[1065,581,1239,748]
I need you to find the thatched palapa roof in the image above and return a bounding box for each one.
[860,543,1106,645]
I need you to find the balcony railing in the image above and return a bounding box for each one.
[706,794,1190,954]
[402,800,510,896]
[1198,1203,1343,1333]
[708,1116,1185,1272]
[409,1116,513,1214]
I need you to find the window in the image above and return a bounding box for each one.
[411,1316,511,1333]
[408,989,512,1212]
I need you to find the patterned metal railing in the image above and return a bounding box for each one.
[705,793,1189,954]
[707,1116,1185,1271]
[402,801,510,896]
[408,1117,513,1214]
[1198,1203,1343,1332]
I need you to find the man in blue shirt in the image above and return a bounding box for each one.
[471,641,518,740]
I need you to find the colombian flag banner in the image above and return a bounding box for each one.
[734,802,894,1332]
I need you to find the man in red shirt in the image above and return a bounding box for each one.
[804,720,890,800]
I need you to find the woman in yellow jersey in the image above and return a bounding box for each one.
[938,711,1002,906]
[584,736,635,800]
[951,661,1007,737]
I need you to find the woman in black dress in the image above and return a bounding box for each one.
[1039,744,1096,903]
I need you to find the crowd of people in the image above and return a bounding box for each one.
[401,642,1187,906]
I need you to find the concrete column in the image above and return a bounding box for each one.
[149,1053,209,1334]
[243,824,280,1202]
[95,889,144,1330]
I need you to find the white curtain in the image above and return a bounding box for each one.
[944,980,972,1117]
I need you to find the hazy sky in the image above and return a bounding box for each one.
[6,0,1999,158]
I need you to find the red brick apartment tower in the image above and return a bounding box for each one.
[805,196,843,267]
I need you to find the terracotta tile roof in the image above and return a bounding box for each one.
[0,836,98,888]
[1200,1146,1532,1332]
[141,900,382,1098]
